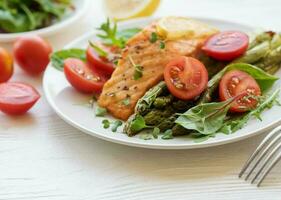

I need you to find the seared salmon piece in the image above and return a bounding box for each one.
[98,20,218,120]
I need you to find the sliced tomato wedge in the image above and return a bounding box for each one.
[86,43,119,76]
[164,56,208,100]
[219,70,261,112]
[202,31,249,61]
[64,58,108,93]
[0,82,40,115]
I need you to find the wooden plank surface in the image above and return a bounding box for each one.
[0,0,281,199]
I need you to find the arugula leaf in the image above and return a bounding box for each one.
[50,49,86,71]
[95,105,107,117]
[97,18,141,48]
[89,41,108,57]
[176,97,237,135]
[111,120,122,132]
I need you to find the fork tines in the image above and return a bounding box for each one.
[239,125,281,186]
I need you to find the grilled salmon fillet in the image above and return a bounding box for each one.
[98,20,218,120]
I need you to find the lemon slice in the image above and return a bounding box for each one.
[156,16,218,40]
[104,0,160,21]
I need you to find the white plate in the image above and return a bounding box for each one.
[0,0,90,42]
[43,17,281,149]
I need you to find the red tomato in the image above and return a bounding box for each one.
[13,35,52,75]
[86,44,117,76]
[202,31,249,61]
[164,56,208,100]
[64,58,108,93]
[0,82,40,115]
[219,70,261,112]
[0,47,13,83]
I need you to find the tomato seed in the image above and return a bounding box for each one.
[232,77,240,84]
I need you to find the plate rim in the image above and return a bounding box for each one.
[0,0,91,42]
[43,16,281,149]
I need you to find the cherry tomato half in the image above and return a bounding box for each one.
[0,47,13,83]
[64,58,108,93]
[164,56,208,100]
[219,70,261,112]
[0,82,40,115]
[13,35,52,75]
[202,31,249,61]
[86,43,117,76]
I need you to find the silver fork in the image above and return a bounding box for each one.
[239,125,281,186]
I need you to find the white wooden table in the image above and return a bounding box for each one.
[1,0,281,199]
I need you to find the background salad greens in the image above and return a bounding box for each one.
[0,0,73,33]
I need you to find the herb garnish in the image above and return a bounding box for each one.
[111,120,123,132]
[152,127,160,139]
[161,129,173,140]
[149,32,166,49]
[122,97,131,106]
[89,41,108,57]
[150,32,158,43]
[128,55,143,80]
[95,105,107,117]
[160,41,166,49]
[97,18,141,48]
[102,119,110,129]
[139,133,154,140]
[102,119,123,132]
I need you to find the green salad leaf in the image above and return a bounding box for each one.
[0,0,72,33]
[95,105,107,117]
[176,97,237,135]
[50,49,86,71]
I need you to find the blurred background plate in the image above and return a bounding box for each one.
[0,0,90,42]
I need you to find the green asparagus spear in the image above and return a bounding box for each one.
[248,31,274,49]
[143,106,175,125]
[233,41,270,64]
[172,124,192,136]
[270,33,281,49]
[256,45,281,70]
[265,63,281,75]
[157,115,177,132]
[153,95,173,108]
[135,81,167,115]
